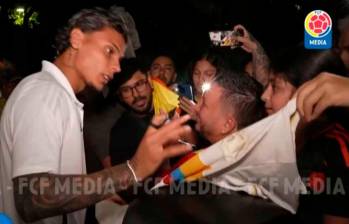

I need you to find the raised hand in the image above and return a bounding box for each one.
[233,24,270,86]
[297,72,349,122]
[179,96,197,119]
[129,114,193,180]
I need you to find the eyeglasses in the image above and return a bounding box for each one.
[119,79,148,98]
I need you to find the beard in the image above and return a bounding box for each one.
[128,96,153,115]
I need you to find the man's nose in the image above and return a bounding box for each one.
[111,61,121,74]
[131,87,140,97]
[159,67,165,75]
[261,84,272,102]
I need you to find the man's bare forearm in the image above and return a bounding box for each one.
[252,42,270,87]
[13,163,136,222]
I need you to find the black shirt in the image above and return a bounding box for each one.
[109,111,152,165]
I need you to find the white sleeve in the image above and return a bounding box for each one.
[11,93,63,178]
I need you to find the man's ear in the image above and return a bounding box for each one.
[222,115,237,135]
[69,28,85,50]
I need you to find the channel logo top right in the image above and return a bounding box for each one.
[304,10,332,49]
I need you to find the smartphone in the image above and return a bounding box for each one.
[172,84,194,101]
[209,29,243,48]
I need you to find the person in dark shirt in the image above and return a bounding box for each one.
[110,112,152,165]
[109,59,154,165]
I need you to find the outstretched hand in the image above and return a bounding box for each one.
[129,114,193,180]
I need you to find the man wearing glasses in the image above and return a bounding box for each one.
[108,59,154,167]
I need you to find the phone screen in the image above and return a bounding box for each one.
[176,84,194,101]
[209,30,242,48]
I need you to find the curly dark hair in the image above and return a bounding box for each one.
[54,7,128,55]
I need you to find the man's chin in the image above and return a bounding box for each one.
[88,82,104,92]
[131,106,149,115]
[134,107,145,113]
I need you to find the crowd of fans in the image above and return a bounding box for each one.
[1,3,349,224]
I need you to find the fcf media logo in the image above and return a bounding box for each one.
[304,10,332,49]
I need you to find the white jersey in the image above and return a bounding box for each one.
[0,61,86,224]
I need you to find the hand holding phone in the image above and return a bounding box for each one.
[179,96,197,119]
[232,24,258,53]
[209,29,243,49]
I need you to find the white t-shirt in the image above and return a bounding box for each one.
[0,61,86,224]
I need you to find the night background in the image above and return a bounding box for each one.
[0,0,347,77]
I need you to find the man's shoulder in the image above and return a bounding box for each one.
[111,111,133,128]
[111,112,152,141]
[110,112,139,132]
[4,71,73,119]
[114,111,152,125]
[15,71,70,100]
[20,70,66,92]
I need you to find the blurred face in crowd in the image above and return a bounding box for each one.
[194,82,236,143]
[149,56,176,85]
[69,27,126,92]
[261,73,296,115]
[192,59,216,96]
[118,70,153,114]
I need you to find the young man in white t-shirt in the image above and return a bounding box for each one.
[0,6,192,224]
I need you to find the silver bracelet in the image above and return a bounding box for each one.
[126,160,139,182]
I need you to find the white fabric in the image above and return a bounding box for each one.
[0,61,86,224]
[205,99,306,214]
[95,200,128,224]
